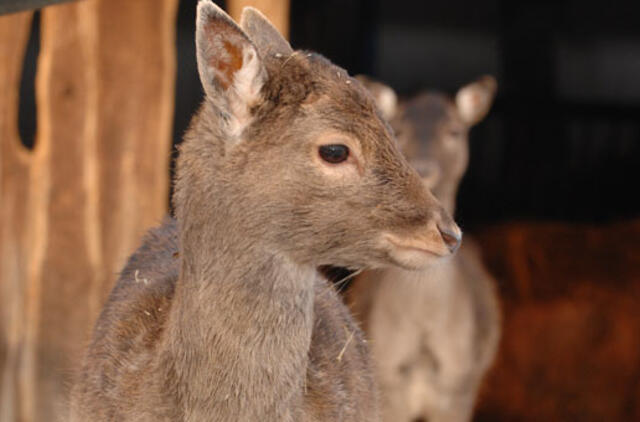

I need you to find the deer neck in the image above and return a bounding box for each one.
[163,176,316,419]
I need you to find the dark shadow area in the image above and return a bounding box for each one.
[18,10,39,150]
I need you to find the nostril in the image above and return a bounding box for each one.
[438,224,462,253]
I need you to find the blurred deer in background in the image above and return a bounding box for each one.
[70,2,462,420]
[349,76,500,422]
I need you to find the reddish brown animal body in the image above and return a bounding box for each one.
[349,76,500,422]
[70,3,460,421]
[475,219,640,421]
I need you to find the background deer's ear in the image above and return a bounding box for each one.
[356,75,398,121]
[240,7,293,57]
[196,0,266,136]
[455,75,498,126]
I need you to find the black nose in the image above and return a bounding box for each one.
[438,224,462,253]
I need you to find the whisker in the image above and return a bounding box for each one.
[321,268,363,297]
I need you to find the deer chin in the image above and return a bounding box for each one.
[381,232,451,270]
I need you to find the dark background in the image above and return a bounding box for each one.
[20,0,640,230]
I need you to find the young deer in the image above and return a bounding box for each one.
[349,76,500,422]
[70,2,461,421]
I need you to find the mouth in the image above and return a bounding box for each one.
[382,233,450,270]
[385,237,446,258]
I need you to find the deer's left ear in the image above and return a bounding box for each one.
[356,75,398,121]
[455,75,497,126]
[240,7,293,58]
[196,0,267,137]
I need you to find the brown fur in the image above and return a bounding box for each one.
[70,3,459,421]
[474,220,640,421]
[349,76,500,422]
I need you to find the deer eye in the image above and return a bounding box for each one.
[319,144,350,164]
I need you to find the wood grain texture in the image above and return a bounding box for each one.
[227,0,290,39]
[0,11,37,422]
[0,0,177,420]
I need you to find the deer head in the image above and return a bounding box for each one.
[173,1,461,273]
[361,75,497,214]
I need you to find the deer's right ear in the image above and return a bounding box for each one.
[196,0,266,136]
[455,75,497,126]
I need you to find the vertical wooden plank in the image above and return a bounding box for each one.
[35,3,99,417]
[93,0,178,307]
[227,0,291,38]
[0,11,36,422]
[36,1,177,420]
[0,0,177,420]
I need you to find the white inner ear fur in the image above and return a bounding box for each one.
[455,78,497,126]
[227,45,265,138]
[455,87,483,125]
[376,86,398,121]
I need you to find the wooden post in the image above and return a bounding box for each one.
[227,0,291,39]
[0,12,37,422]
[0,0,178,420]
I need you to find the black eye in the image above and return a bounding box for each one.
[319,144,350,164]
